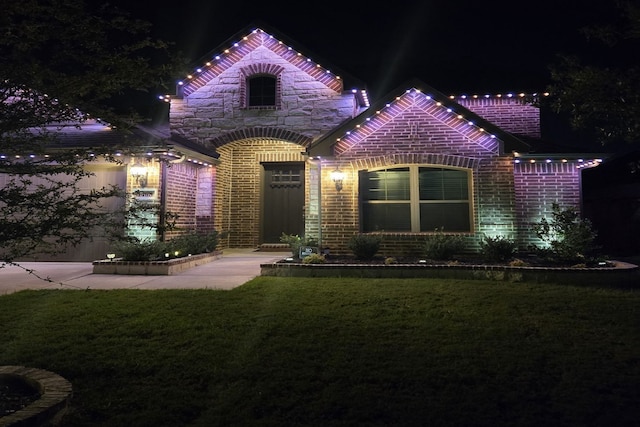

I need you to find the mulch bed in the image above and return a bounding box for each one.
[0,375,40,417]
[288,253,613,268]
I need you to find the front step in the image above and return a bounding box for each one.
[257,243,290,252]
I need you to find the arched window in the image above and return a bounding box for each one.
[359,166,472,232]
[248,75,276,107]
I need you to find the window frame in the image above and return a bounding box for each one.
[359,165,474,233]
[247,74,277,109]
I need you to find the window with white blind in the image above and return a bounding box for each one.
[359,166,472,232]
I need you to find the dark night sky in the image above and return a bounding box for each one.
[117,0,618,101]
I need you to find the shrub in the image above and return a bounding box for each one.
[279,233,318,258]
[532,203,599,264]
[422,229,464,260]
[301,253,326,264]
[114,239,168,261]
[348,234,382,260]
[165,230,223,257]
[114,230,223,261]
[479,234,517,262]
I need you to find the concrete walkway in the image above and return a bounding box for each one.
[0,249,290,295]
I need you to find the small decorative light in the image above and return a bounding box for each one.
[330,168,345,191]
[106,253,116,261]
[130,162,148,187]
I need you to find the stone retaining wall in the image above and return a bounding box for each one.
[0,366,72,427]
[261,261,639,286]
[92,252,222,275]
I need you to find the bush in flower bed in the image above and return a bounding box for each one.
[422,229,465,261]
[113,230,224,261]
[348,234,382,260]
[479,234,518,263]
[279,233,318,258]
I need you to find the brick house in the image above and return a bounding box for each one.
[7,23,603,260]
[160,24,601,256]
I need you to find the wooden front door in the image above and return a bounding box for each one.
[262,162,305,243]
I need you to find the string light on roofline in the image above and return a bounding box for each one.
[335,88,502,143]
[180,28,341,89]
[162,28,354,101]
[448,92,550,100]
[512,156,602,168]
[0,150,214,167]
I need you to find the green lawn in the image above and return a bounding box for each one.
[1,277,639,426]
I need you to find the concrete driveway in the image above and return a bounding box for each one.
[0,249,290,295]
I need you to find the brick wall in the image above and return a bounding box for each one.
[164,162,197,239]
[514,160,582,248]
[123,160,216,242]
[456,95,541,138]
[314,91,513,256]
[214,139,306,248]
[196,166,216,234]
[162,162,217,241]
[313,91,563,256]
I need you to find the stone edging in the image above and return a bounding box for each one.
[0,366,72,427]
[260,261,639,286]
[91,251,222,275]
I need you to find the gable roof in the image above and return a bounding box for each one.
[171,21,369,107]
[307,78,532,157]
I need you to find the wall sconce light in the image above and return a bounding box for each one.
[130,162,148,187]
[330,168,345,191]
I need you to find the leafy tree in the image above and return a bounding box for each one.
[545,1,640,148]
[0,0,180,262]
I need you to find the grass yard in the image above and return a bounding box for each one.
[0,277,638,426]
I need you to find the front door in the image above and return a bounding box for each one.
[262,162,305,243]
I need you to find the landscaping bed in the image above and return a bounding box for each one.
[262,254,639,286]
[92,251,222,275]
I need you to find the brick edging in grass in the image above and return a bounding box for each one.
[260,261,639,286]
[91,251,222,275]
[0,365,72,427]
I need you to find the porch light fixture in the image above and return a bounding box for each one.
[330,168,345,191]
[130,162,148,187]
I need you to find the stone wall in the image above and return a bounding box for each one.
[169,31,362,148]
